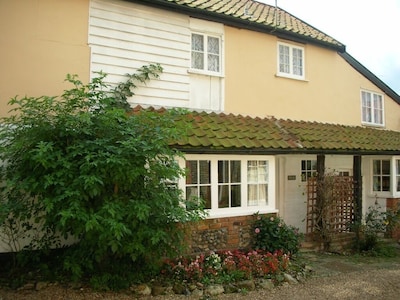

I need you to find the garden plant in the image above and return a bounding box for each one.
[0,65,205,289]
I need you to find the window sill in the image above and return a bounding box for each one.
[361,122,385,128]
[206,207,278,219]
[275,73,309,82]
[188,69,225,78]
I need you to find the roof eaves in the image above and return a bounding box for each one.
[339,51,400,104]
[173,146,400,156]
[132,0,345,52]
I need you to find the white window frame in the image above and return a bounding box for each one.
[277,42,305,80]
[178,155,276,218]
[361,90,385,127]
[190,32,222,76]
[372,159,391,193]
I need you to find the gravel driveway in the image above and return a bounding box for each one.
[1,250,400,300]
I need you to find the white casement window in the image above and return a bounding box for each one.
[372,159,391,192]
[277,42,305,80]
[179,155,276,217]
[361,90,384,126]
[396,159,400,193]
[191,33,221,75]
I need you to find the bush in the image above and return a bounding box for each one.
[252,214,302,255]
[353,203,399,254]
[0,66,206,286]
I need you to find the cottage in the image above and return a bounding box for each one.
[2,0,400,252]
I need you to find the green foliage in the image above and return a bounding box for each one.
[353,203,397,253]
[252,214,303,255]
[160,249,290,285]
[0,64,205,286]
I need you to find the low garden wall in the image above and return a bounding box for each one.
[187,214,276,254]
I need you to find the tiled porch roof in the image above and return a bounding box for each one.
[139,0,344,50]
[132,106,400,155]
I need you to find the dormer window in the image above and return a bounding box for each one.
[361,90,384,126]
[277,42,305,80]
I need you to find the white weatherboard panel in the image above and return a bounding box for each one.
[89,0,190,108]
[89,0,224,111]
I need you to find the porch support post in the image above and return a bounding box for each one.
[353,155,362,223]
[316,154,325,181]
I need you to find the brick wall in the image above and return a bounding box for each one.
[386,198,400,240]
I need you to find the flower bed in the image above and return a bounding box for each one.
[160,249,291,285]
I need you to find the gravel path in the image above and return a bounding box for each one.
[1,250,400,300]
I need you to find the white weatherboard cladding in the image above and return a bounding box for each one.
[89,0,224,111]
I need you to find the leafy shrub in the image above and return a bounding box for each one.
[353,203,399,253]
[0,66,206,286]
[252,214,302,255]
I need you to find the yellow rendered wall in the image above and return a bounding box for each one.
[0,0,90,117]
[224,26,400,131]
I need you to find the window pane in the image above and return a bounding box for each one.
[292,48,303,76]
[186,160,198,184]
[397,177,400,192]
[382,176,390,191]
[199,160,210,184]
[186,186,198,201]
[279,45,290,73]
[208,54,219,72]
[191,52,204,69]
[382,160,390,174]
[200,186,211,209]
[218,160,229,183]
[230,161,241,183]
[373,160,380,175]
[207,36,219,54]
[373,94,383,124]
[247,161,268,206]
[191,34,204,70]
[258,184,268,205]
[192,34,204,51]
[218,185,229,208]
[248,184,258,205]
[397,160,400,175]
[231,185,241,207]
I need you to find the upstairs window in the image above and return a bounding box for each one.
[191,33,221,74]
[277,42,305,80]
[361,90,384,126]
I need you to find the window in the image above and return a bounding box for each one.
[361,90,384,126]
[218,160,241,208]
[247,161,268,206]
[373,159,390,192]
[277,42,305,79]
[301,160,317,182]
[186,160,211,209]
[181,155,275,217]
[191,33,221,74]
[396,159,400,192]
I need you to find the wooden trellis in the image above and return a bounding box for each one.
[306,176,355,235]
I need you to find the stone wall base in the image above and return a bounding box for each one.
[187,214,275,254]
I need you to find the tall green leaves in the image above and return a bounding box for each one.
[0,64,204,281]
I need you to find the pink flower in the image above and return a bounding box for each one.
[254,228,260,234]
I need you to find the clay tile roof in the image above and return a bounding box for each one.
[148,0,344,50]
[131,106,400,154]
